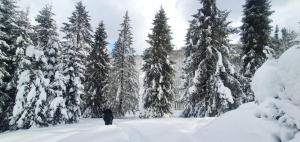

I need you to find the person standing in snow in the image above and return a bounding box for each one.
[103,109,114,125]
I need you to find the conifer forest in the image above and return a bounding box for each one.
[0,0,300,142]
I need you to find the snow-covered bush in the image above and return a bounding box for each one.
[252,44,300,142]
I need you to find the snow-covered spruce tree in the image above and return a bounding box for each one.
[60,1,93,122]
[10,45,49,130]
[8,9,50,129]
[1,2,38,131]
[35,5,67,125]
[84,21,110,118]
[281,28,298,52]
[0,0,22,132]
[240,0,273,78]
[182,0,244,117]
[142,7,175,118]
[271,25,281,58]
[107,11,139,117]
[240,0,273,102]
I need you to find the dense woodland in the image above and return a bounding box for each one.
[0,0,299,132]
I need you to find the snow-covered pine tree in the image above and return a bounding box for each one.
[182,0,244,117]
[62,1,93,117]
[0,1,39,131]
[0,0,21,132]
[60,1,93,122]
[240,0,273,78]
[35,5,59,82]
[84,21,110,118]
[60,40,82,124]
[10,45,49,130]
[272,25,281,58]
[281,28,298,52]
[35,5,67,125]
[142,7,175,118]
[107,11,139,117]
[63,1,92,123]
[239,0,273,102]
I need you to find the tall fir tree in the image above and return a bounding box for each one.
[142,7,175,118]
[107,11,139,117]
[240,0,273,78]
[84,21,110,118]
[182,0,244,117]
[61,1,93,123]
[35,5,67,125]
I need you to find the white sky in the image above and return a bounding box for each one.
[17,0,300,54]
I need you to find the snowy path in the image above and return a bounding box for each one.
[0,118,214,142]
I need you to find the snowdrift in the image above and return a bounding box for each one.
[194,45,300,142]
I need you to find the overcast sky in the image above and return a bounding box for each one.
[18,0,300,54]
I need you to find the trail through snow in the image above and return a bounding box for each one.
[0,118,214,142]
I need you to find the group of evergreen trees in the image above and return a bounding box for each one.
[0,0,139,131]
[0,0,176,131]
[271,25,298,58]
[0,0,297,132]
[182,0,276,117]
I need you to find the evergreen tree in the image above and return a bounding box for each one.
[0,0,37,131]
[274,25,279,41]
[272,25,281,58]
[142,7,175,118]
[0,0,20,132]
[281,28,298,51]
[107,12,139,117]
[240,0,273,78]
[84,21,110,118]
[182,0,244,117]
[60,1,93,123]
[35,5,67,125]
[10,46,49,130]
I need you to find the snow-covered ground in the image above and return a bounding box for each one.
[0,118,214,142]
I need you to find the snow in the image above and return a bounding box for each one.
[252,45,300,141]
[194,103,280,142]
[216,79,233,104]
[26,46,44,60]
[0,118,214,142]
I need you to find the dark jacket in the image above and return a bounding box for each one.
[103,109,113,125]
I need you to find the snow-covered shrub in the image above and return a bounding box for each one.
[252,44,300,142]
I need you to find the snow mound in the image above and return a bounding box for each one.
[193,103,279,142]
[253,45,300,104]
[252,45,300,141]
